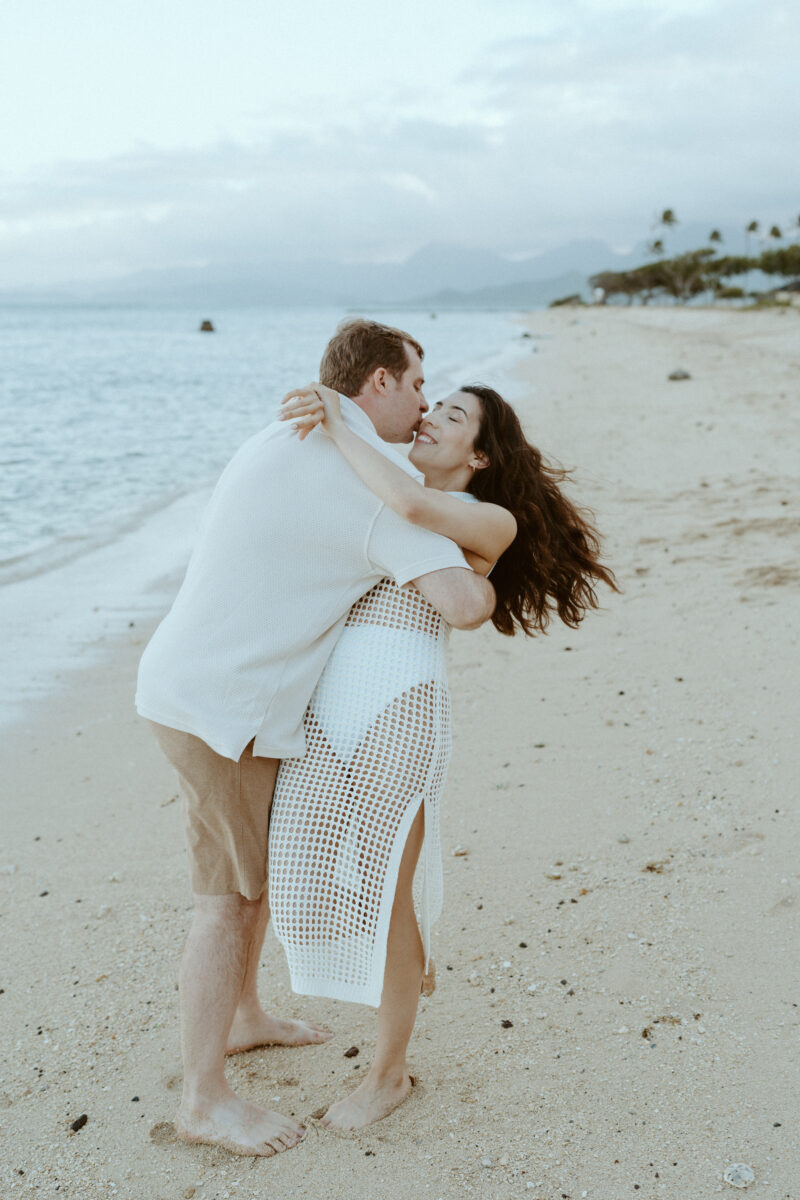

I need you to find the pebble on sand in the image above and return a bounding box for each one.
[668,368,691,380]
[69,1113,88,1133]
[723,1162,755,1188]
[343,1045,359,1058]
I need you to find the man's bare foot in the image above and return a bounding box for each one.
[226,1010,333,1055]
[319,1071,415,1132]
[176,1089,305,1157]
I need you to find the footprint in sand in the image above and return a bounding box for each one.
[714,829,765,857]
[149,1121,179,1146]
[767,893,797,916]
[739,564,800,589]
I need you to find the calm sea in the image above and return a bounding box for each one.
[1,306,526,578]
[0,306,531,722]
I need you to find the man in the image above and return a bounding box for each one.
[135,318,495,1158]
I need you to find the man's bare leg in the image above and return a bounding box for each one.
[176,893,306,1156]
[227,888,333,1054]
[320,804,425,1132]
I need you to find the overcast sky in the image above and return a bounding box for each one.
[1,0,798,287]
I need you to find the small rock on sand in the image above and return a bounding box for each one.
[668,368,691,381]
[723,1163,755,1188]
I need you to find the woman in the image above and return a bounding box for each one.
[268,382,617,1132]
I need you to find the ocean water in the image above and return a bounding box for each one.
[1,306,527,576]
[0,305,531,723]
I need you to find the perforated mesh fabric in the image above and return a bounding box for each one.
[269,575,451,1008]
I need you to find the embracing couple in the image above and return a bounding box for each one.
[135,317,615,1158]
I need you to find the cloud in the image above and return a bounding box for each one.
[1,0,798,287]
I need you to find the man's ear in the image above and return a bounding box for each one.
[371,367,389,395]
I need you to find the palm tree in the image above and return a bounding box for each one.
[743,220,760,290]
[769,224,782,243]
[651,209,678,263]
[745,219,759,257]
[709,229,723,246]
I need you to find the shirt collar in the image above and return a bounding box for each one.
[339,394,379,438]
[338,394,423,481]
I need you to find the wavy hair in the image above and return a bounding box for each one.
[460,385,618,636]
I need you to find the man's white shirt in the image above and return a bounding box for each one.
[135,398,469,760]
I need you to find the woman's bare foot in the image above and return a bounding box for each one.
[226,1010,332,1055]
[176,1088,305,1157]
[319,1070,415,1132]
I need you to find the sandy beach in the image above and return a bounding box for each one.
[2,306,798,1199]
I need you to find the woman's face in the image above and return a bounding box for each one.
[408,390,484,474]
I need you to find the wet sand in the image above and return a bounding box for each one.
[2,306,799,1198]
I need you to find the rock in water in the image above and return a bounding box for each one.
[199,319,215,332]
[668,368,691,381]
[723,1163,755,1188]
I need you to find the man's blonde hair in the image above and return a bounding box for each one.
[319,318,424,397]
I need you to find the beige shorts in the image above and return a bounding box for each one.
[148,721,279,901]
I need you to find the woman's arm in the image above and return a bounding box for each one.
[280,385,517,565]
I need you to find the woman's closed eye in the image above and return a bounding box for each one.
[433,404,460,424]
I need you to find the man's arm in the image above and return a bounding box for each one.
[365,504,493,629]
[412,566,496,631]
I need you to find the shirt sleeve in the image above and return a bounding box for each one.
[366,505,470,588]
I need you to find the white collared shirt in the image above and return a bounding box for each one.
[135,398,468,760]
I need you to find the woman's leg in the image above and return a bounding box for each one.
[321,802,425,1131]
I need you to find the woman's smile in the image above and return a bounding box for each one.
[415,428,437,445]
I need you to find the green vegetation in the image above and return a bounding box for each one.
[582,210,800,307]
[549,293,586,308]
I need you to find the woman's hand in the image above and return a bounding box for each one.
[279,384,344,441]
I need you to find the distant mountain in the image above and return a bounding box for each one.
[397,272,589,310]
[0,228,757,308]
[0,240,631,308]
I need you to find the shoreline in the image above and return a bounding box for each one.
[2,306,798,1198]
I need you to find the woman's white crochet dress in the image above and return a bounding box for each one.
[269,493,477,1007]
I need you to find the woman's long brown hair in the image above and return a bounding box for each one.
[461,385,618,636]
